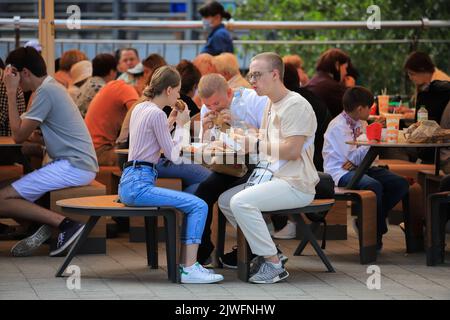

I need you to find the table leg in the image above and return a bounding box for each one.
[434,147,441,176]
[55,216,100,277]
[145,216,158,269]
[346,147,380,189]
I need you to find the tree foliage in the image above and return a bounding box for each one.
[234,0,450,96]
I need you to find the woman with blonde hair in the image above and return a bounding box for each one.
[118,66,223,283]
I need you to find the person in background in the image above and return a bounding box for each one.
[344,60,359,88]
[306,48,351,118]
[404,51,450,123]
[404,51,450,163]
[192,53,217,108]
[213,52,251,89]
[118,66,224,283]
[0,58,26,137]
[440,102,450,173]
[54,49,88,89]
[282,54,310,86]
[140,54,167,99]
[176,59,202,117]
[198,1,234,56]
[118,62,144,87]
[68,60,92,103]
[85,77,139,166]
[24,40,42,53]
[116,47,140,75]
[75,53,117,117]
[1,47,98,257]
[322,86,409,251]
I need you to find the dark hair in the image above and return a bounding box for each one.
[5,46,47,77]
[119,47,139,60]
[404,51,435,73]
[283,62,300,91]
[92,53,117,77]
[346,60,359,80]
[316,48,350,76]
[54,57,60,72]
[142,53,167,86]
[198,1,232,20]
[0,57,4,69]
[342,86,374,113]
[143,53,166,70]
[176,59,201,95]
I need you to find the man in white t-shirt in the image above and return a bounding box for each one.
[218,52,319,284]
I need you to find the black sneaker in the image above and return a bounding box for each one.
[219,246,258,269]
[219,246,238,269]
[49,222,85,257]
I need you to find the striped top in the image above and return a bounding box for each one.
[128,101,181,164]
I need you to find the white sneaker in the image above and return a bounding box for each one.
[271,221,296,239]
[180,262,224,284]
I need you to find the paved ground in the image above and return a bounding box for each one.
[0,217,449,300]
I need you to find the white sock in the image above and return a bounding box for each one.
[183,262,198,271]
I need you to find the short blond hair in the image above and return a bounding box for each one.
[283,54,304,69]
[213,53,240,78]
[193,53,216,75]
[197,73,229,99]
[251,52,284,80]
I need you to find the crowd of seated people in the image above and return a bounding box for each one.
[1,41,449,284]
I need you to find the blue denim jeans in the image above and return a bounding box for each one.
[156,158,212,194]
[118,164,208,245]
[338,166,409,243]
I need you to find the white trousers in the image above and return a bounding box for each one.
[218,178,314,257]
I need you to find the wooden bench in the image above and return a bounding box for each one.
[378,160,433,224]
[426,175,450,266]
[334,188,378,264]
[55,195,181,283]
[95,166,121,195]
[0,164,23,182]
[50,180,107,254]
[231,199,335,282]
[108,170,183,242]
[378,159,436,181]
[335,183,425,259]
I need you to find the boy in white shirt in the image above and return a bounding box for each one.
[322,86,409,250]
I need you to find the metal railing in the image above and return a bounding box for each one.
[0,17,449,30]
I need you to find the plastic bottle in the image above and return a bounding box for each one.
[417,106,428,122]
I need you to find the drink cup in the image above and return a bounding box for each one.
[385,114,402,143]
[378,95,390,115]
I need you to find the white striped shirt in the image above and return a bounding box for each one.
[128,101,181,164]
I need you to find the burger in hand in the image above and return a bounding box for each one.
[173,99,187,112]
[213,111,231,132]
